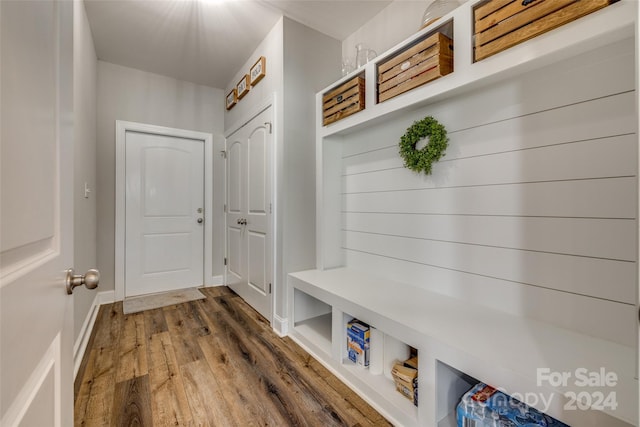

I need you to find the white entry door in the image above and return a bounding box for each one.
[226,108,273,320]
[125,131,205,297]
[1,0,75,425]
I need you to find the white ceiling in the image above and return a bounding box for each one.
[84,0,392,88]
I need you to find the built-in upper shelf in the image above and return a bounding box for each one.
[318,0,634,139]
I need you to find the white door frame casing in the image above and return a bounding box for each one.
[115,121,214,301]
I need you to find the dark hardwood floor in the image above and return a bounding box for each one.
[74,286,391,426]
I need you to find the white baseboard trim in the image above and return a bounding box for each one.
[204,274,224,288]
[203,276,224,287]
[73,290,115,379]
[272,314,289,337]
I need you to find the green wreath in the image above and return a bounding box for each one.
[399,116,448,175]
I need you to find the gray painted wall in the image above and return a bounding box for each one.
[73,0,98,343]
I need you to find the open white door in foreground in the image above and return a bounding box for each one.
[1,1,75,425]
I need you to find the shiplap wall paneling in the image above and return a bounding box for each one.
[344,134,636,192]
[342,92,635,168]
[339,38,637,347]
[341,39,635,159]
[344,250,635,348]
[343,214,635,262]
[343,231,634,303]
[343,178,635,218]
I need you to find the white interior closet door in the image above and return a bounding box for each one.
[226,107,273,320]
[125,131,204,297]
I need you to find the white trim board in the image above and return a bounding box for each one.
[202,275,224,287]
[73,290,115,379]
[272,314,288,337]
[114,121,215,301]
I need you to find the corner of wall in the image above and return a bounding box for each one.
[341,1,427,62]
[73,0,100,345]
[277,18,341,326]
[223,17,284,132]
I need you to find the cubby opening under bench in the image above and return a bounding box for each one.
[288,268,636,427]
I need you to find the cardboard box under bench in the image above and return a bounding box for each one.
[377,31,453,103]
[474,0,617,62]
[392,360,418,406]
[322,75,365,126]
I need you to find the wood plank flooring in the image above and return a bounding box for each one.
[74,286,392,426]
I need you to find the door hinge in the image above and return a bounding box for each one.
[269,203,272,214]
[220,150,227,159]
[224,257,227,266]
[224,203,227,213]
[269,283,272,294]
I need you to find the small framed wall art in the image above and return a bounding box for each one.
[226,88,237,110]
[250,56,266,86]
[236,74,250,100]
